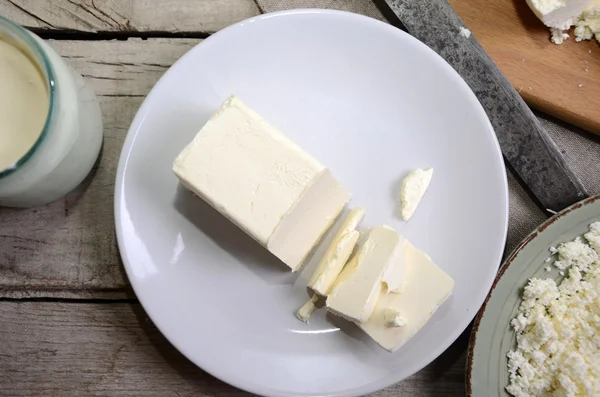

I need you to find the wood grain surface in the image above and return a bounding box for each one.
[0,38,199,299]
[449,0,600,135]
[0,0,259,33]
[0,301,468,396]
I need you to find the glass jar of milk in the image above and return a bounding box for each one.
[0,17,103,207]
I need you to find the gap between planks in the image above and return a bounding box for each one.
[0,296,137,304]
[1,0,260,35]
[32,30,212,41]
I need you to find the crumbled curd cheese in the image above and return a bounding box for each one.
[459,27,472,38]
[506,222,600,397]
[551,27,570,44]
[554,236,598,271]
[585,222,600,252]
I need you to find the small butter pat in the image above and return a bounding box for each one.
[383,308,406,328]
[400,168,433,221]
[326,226,409,324]
[360,241,454,352]
[308,207,365,296]
[173,95,349,271]
[296,295,318,323]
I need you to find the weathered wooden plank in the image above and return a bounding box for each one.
[0,38,198,299]
[0,301,467,396]
[0,0,260,33]
[52,38,200,96]
[0,97,133,299]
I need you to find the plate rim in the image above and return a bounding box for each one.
[114,8,509,397]
[465,194,600,396]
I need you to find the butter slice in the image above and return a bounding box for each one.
[326,226,409,324]
[173,95,349,271]
[400,168,433,221]
[360,241,454,352]
[296,295,319,323]
[308,207,365,296]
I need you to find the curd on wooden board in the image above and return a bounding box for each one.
[0,17,103,207]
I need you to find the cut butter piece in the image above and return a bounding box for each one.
[296,295,318,323]
[326,226,409,324]
[359,241,454,352]
[400,168,433,221]
[308,207,365,296]
[295,207,364,323]
[173,95,349,271]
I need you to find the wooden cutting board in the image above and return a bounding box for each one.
[448,0,600,135]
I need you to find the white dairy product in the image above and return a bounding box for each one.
[296,295,318,323]
[0,20,103,208]
[383,308,406,328]
[574,7,600,41]
[506,222,600,397]
[295,207,363,323]
[0,38,48,171]
[359,241,454,352]
[308,207,364,296]
[326,226,409,324]
[526,0,594,29]
[173,95,349,271]
[584,222,600,252]
[526,0,600,43]
[550,27,570,43]
[459,27,472,38]
[400,168,433,221]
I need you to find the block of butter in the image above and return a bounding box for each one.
[326,226,409,323]
[359,241,454,352]
[173,95,349,271]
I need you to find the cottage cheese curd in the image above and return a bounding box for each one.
[506,222,600,397]
[526,0,600,43]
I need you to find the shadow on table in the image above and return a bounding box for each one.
[0,146,137,299]
[130,303,248,396]
[173,183,296,285]
[433,324,470,372]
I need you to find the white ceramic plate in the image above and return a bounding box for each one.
[115,9,508,397]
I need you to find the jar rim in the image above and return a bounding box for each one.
[0,16,57,180]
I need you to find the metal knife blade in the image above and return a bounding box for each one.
[381,0,589,212]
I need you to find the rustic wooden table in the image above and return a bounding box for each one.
[0,1,466,395]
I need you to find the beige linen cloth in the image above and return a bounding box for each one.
[256,0,600,256]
